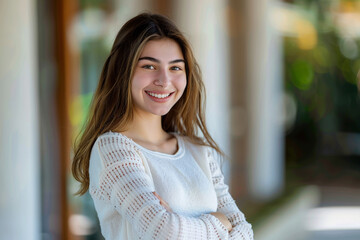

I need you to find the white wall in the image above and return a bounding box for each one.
[0,0,40,239]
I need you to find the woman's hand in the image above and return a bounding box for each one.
[153,192,173,213]
[210,212,232,232]
[153,193,232,232]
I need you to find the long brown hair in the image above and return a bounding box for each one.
[72,13,222,195]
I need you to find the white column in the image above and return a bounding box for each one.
[112,0,155,33]
[0,0,40,239]
[172,0,231,166]
[246,0,284,201]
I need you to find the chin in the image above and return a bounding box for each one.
[152,108,171,116]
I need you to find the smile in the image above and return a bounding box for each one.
[145,91,174,99]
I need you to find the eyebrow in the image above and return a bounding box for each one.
[138,56,185,64]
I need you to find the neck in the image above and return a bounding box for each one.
[122,111,169,144]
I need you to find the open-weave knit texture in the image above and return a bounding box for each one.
[89,132,254,239]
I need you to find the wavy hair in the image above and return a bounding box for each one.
[72,13,222,195]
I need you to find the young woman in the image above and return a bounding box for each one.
[72,13,253,240]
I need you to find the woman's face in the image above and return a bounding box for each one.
[131,38,187,117]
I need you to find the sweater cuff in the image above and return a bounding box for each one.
[200,214,229,240]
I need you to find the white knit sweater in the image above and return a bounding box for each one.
[89,131,253,239]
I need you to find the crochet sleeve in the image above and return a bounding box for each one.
[208,149,254,240]
[92,135,230,240]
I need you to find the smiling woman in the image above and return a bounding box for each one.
[71,13,253,240]
[131,38,187,116]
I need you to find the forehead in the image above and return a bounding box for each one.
[140,38,184,60]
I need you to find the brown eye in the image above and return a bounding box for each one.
[142,65,155,70]
[171,66,182,71]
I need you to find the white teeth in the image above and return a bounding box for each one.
[147,92,171,99]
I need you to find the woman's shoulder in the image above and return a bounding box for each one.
[97,130,132,141]
[95,131,139,149]
[90,131,144,168]
[90,131,144,164]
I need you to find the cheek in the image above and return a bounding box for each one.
[131,75,149,97]
[130,81,137,98]
[176,76,187,93]
[131,77,145,103]
[131,76,142,91]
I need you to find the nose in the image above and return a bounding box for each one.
[154,69,170,88]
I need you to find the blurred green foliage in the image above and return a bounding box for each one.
[284,0,360,165]
[285,34,360,132]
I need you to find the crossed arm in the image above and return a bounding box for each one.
[153,192,233,232]
[92,136,253,239]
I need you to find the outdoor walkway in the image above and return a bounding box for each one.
[305,187,360,240]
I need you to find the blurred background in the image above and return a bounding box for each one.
[1,0,360,239]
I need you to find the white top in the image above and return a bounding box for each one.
[89,131,253,239]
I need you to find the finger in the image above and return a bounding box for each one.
[153,192,161,200]
[153,192,167,204]
[153,192,166,206]
[153,192,173,212]
[160,200,173,213]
